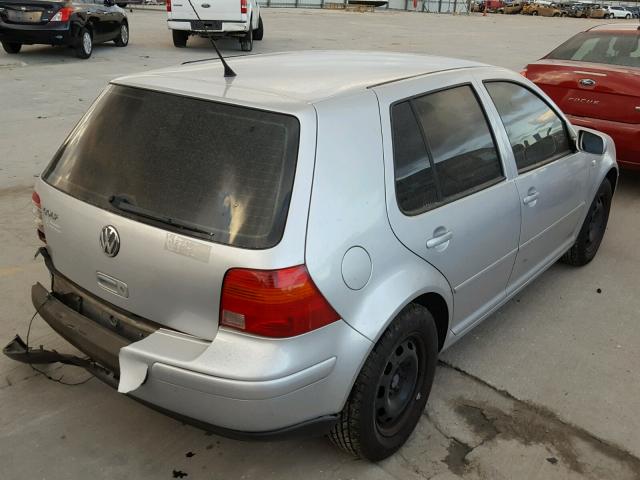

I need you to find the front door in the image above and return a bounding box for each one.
[481,80,590,293]
[375,75,521,334]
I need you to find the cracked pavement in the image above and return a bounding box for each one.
[1,9,639,480]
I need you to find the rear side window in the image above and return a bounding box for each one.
[485,81,572,173]
[546,32,640,68]
[391,85,504,215]
[44,85,300,249]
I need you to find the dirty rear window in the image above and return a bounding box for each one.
[546,32,640,68]
[44,85,300,249]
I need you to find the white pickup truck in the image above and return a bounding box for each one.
[166,0,263,51]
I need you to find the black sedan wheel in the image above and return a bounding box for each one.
[76,28,93,59]
[329,304,438,461]
[114,22,129,47]
[2,41,22,54]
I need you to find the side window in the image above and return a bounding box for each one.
[391,85,504,215]
[485,81,573,173]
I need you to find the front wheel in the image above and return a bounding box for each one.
[531,10,538,15]
[114,22,129,47]
[240,24,253,51]
[626,14,631,19]
[254,16,264,41]
[329,304,438,461]
[75,28,92,59]
[2,41,21,54]
[172,29,189,48]
[561,178,612,267]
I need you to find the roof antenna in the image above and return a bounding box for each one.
[185,0,236,78]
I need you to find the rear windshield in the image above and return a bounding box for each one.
[546,32,640,68]
[44,85,300,249]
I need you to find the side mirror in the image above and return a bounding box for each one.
[579,130,606,155]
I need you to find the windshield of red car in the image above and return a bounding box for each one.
[546,32,640,68]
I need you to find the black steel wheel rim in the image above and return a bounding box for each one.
[374,334,423,437]
[586,193,606,248]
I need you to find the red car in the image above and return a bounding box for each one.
[522,24,640,170]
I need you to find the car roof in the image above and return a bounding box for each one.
[586,23,640,33]
[112,51,486,106]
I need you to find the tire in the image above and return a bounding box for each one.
[329,304,438,461]
[2,41,21,54]
[172,29,189,48]
[254,15,264,41]
[626,14,631,19]
[75,28,92,59]
[561,179,612,267]
[114,22,129,47]
[532,10,538,15]
[240,22,253,52]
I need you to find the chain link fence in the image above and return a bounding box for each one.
[257,0,471,14]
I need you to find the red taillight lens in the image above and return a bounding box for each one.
[50,6,74,22]
[220,265,340,338]
[32,191,46,243]
[166,0,171,12]
[240,0,247,14]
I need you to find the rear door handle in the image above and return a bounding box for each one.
[523,190,540,205]
[426,230,453,249]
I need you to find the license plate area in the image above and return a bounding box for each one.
[6,10,42,22]
[191,20,222,31]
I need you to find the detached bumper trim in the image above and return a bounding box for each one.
[32,282,129,374]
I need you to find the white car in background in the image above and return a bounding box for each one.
[166,0,263,51]
[604,5,632,18]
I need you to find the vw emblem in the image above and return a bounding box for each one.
[100,225,120,258]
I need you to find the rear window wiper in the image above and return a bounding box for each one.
[109,195,215,238]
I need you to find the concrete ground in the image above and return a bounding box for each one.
[1,8,639,480]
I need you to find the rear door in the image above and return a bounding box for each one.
[375,73,521,335]
[481,79,590,293]
[38,85,304,340]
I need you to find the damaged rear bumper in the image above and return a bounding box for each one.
[6,254,372,439]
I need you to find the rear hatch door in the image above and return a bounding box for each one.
[39,85,301,340]
[0,0,63,24]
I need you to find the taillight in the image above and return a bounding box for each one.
[240,0,247,14]
[166,0,171,12]
[50,6,74,22]
[32,191,46,243]
[220,265,340,338]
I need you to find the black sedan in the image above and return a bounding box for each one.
[0,0,128,59]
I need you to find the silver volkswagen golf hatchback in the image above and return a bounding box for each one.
[8,51,617,461]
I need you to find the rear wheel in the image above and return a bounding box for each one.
[2,41,21,54]
[240,24,253,51]
[114,22,129,47]
[172,30,189,48]
[75,28,92,59]
[561,179,612,267]
[532,10,538,15]
[626,13,631,19]
[254,16,264,41]
[329,304,438,461]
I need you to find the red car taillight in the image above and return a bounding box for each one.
[32,191,46,243]
[220,265,340,338]
[240,0,247,14]
[50,6,74,22]
[166,0,171,12]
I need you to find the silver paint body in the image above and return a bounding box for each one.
[36,52,617,432]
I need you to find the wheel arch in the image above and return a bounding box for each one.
[605,167,618,194]
[411,292,450,352]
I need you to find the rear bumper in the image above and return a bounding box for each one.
[25,266,371,437]
[568,114,640,170]
[0,21,74,46]
[167,19,248,34]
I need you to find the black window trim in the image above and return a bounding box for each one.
[42,84,302,251]
[389,81,507,217]
[482,79,577,175]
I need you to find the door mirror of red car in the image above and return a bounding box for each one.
[579,130,606,156]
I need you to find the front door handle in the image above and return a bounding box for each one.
[523,190,540,205]
[426,230,453,249]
